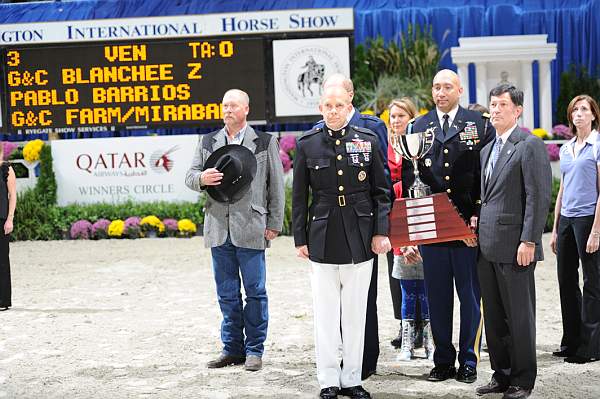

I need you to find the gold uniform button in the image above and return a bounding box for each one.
[337,155,342,160]
[312,216,316,220]
[445,176,450,181]
[338,185,344,191]
[447,189,452,193]
[338,170,343,176]
[443,148,449,154]
[336,139,341,145]
[315,165,319,170]
[444,162,449,167]
[360,163,364,166]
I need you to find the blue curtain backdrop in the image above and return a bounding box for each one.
[1,0,598,140]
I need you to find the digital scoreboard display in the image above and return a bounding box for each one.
[1,38,266,134]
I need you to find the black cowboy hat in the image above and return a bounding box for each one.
[203,145,257,203]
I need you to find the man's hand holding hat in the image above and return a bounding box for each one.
[200,168,223,186]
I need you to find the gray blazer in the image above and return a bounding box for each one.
[478,127,552,264]
[185,126,285,250]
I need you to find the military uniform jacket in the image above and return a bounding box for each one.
[292,125,391,264]
[402,107,494,242]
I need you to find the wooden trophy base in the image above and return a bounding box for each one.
[389,193,476,247]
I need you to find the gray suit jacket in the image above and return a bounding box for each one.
[185,126,285,250]
[478,127,552,263]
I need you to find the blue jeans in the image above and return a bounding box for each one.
[400,279,429,320]
[211,236,268,357]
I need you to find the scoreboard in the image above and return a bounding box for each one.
[1,38,266,134]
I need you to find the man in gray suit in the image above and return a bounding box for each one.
[185,89,285,372]
[476,84,552,399]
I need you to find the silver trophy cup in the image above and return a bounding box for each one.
[389,129,435,198]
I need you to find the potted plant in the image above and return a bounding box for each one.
[108,219,125,238]
[70,219,92,240]
[177,219,197,238]
[124,216,141,239]
[140,215,165,238]
[163,218,179,237]
[91,219,110,239]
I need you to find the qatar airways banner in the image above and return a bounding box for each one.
[51,135,200,205]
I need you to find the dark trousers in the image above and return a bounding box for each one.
[478,254,537,390]
[557,215,600,358]
[421,245,481,368]
[0,221,10,308]
[387,251,402,320]
[361,256,379,379]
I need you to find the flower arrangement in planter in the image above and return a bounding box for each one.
[70,219,93,240]
[279,135,296,173]
[552,124,573,140]
[140,215,165,237]
[124,216,141,239]
[177,219,197,237]
[22,139,44,162]
[532,128,550,139]
[108,220,125,238]
[92,219,111,239]
[546,144,560,161]
[162,218,179,237]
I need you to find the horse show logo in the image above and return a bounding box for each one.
[279,45,344,109]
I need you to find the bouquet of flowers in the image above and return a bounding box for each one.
[124,216,142,239]
[178,219,197,237]
[70,219,92,240]
[140,215,165,237]
[108,220,125,238]
[163,218,179,237]
[92,219,111,239]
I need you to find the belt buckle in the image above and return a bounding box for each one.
[338,195,346,207]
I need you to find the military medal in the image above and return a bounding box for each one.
[358,170,367,181]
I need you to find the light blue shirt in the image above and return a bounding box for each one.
[226,124,247,145]
[560,129,600,217]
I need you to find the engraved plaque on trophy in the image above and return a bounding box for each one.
[388,130,476,247]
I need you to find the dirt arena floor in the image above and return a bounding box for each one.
[1,234,599,398]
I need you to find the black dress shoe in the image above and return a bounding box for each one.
[552,348,576,357]
[319,386,339,399]
[502,386,532,399]
[476,377,509,395]
[206,353,245,368]
[456,364,477,383]
[427,365,456,381]
[391,331,402,348]
[339,385,371,398]
[564,355,597,364]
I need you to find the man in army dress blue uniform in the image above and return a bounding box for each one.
[403,69,494,384]
[293,85,391,399]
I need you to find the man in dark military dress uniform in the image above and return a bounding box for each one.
[293,85,391,399]
[403,69,494,384]
[315,74,390,380]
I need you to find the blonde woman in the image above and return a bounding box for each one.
[386,98,434,361]
[0,143,16,311]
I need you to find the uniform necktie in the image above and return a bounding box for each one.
[442,114,449,136]
[486,137,504,181]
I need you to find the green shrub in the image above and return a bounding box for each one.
[556,65,600,125]
[545,177,562,232]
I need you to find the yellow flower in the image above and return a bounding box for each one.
[108,220,125,237]
[23,139,44,162]
[419,108,428,115]
[532,128,549,139]
[178,219,197,233]
[141,215,165,233]
[361,109,375,115]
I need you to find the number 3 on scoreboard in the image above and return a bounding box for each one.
[7,50,20,67]
[187,63,202,80]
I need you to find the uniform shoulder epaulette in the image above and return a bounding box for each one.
[352,125,377,136]
[298,127,321,141]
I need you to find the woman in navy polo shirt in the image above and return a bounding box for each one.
[550,94,600,363]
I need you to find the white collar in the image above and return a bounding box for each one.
[495,124,518,144]
[567,129,598,158]
[347,107,356,123]
[436,105,459,126]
